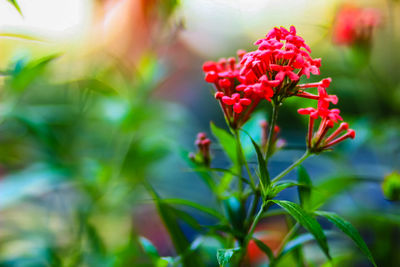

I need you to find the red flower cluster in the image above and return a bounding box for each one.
[333,5,380,46]
[203,26,323,129]
[297,81,355,152]
[202,26,355,151]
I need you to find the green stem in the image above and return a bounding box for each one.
[234,130,244,194]
[239,202,269,263]
[266,102,279,160]
[245,190,260,229]
[272,151,311,183]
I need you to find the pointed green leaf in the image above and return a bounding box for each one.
[297,165,312,210]
[253,238,275,262]
[271,200,331,260]
[315,211,377,267]
[210,122,237,163]
[217,248,240,266]
[248,132,270,190]
[7,0,22,15]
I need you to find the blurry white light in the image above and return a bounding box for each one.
[0,0,91,41]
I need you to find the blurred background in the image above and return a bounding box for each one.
[0,0,399,266]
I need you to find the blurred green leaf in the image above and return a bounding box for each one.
[253,238,275,262]
[245,131,270,192]
[216,248,240,267]
[139,236,160,259]
[297,166,312,210]
[71,78,118,96]
[273,181,308,196]
[315,211,377,267]
[223,196,246,234]
[6,0,22,15]
[210,122,236,163]
[162,198,225,221]
[271,200,331,260]
[155,201,199,267]
[86,222,106,256]
[0,33,43,41]
[170,206,203,231]
[10,54,60,92]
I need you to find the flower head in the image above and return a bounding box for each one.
[203,26,326,129]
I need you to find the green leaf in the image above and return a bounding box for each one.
[86,222,106,255]
[315,211,377,267]
[139,236,160,259]
[6,0,22,15]
[217,248,240,266]
[0,32,43,41]
[11,54,60,92]
[246,131,270,192]
[271,200,331,260]
[253,238,275,262]
[169,206,203,231]
[297,165,312,210]
[210,122,236,163]
[161,198,225,221]
[273,181,307,195]
[223,196,246,233]
[155,200,199,267]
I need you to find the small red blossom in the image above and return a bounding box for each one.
[221,93,251,113]
[260,120,285,155]
[190,132,212,166]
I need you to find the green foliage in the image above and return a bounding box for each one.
[315,211,377,267]
[247,131,270,193]
[10,54,60,92]
[210,122,237,163]
[297,166,312,210]
[223,196,246,234]
[6,0,22,15]
[271,200,331,260]
[381,171,400,201]
[253,238,275,262]
[216,248,240,266]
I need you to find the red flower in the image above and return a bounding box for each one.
[333,5,381,46]
[221,93,252,114]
